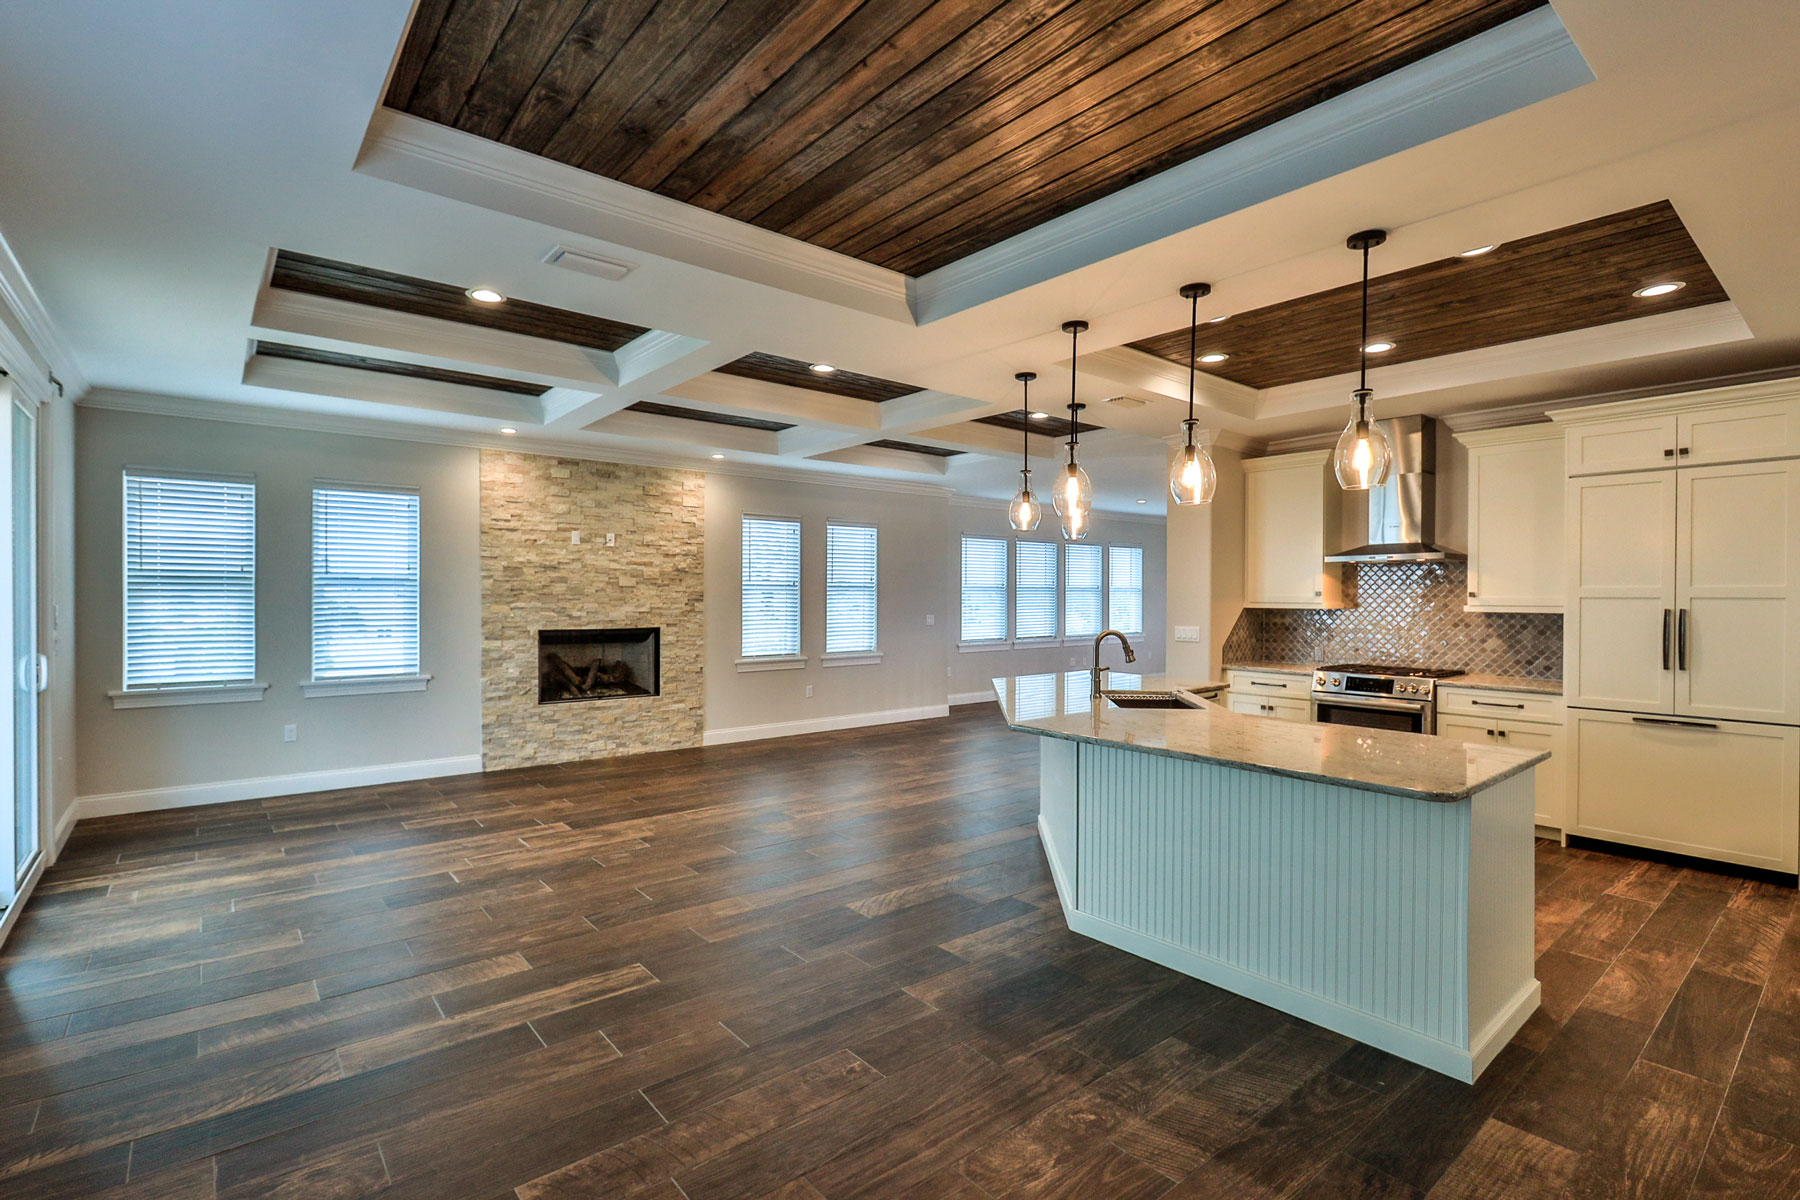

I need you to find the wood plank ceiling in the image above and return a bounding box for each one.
[715,352,921,401]
[253,341,551,395]
[1128,202,1731,389]
[270,250,650,351]
[975,409,1099,438]
[622,399,796,431]
[386,0,1546,276]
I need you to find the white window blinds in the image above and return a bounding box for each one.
[825,523,878,654]
[312,486,421,679]
[1015,541,1059,640]
[960,536,1009,642]
[742,516,801,657]
[1064,543,1104,637]
[123,470,257,688]
[1109,544,1145,634]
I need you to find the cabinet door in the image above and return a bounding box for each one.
[1467,439,1564,611]
[1227,693,1310,721]
[1569,709,1799,873]
[1564,414,1679,476]
[1565,472,1677,713]
[1243,456,1340,608]
[1437,715,1564,829]
[1680,399,1800,467]
[1675,460,1800,724]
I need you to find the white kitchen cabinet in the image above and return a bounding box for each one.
[1558,381,1800,476]
[1564,470,1678,714]
[1567,708,1800,873]
[1242,450,1344,608]
[1226,692,1311,722]
[1455,425,1564,612]
[1561,413,1679,476]
[1225,669,1312,721]
[1437,691,1566,830]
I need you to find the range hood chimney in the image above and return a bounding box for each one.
[1324,415,1465,563]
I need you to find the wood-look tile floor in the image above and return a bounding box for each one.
[4,706,1800,1199]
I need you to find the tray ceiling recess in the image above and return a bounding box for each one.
[864,438,963,458]
[714,352,921,401]
[252,341,551,396]
[1128,202,1730,389]
[974,409,1100,439]
[385,0,1548,276]
[622,399,795,432]
[268,250,650,350]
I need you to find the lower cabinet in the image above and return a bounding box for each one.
[1226,692,1311,722]
[1437,713,1566,830]
[1567,707,1800,873]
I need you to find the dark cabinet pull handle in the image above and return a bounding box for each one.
[1662,609,1672,671]
[1678,608,1688,671]
[1664,448,1676,458]
[1679,447,1691,456]
[1633,716,1718,730]
[1471,699,1525,709]
[1250,681,1288,689]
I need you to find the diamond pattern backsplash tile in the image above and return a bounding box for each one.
[1220,561,1562,678]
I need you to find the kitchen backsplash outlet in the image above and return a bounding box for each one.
[1221,561,1562,678]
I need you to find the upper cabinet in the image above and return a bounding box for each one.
[1455,425,1564,613]
[1242,449,1344,608]
[1557,381,1800,476]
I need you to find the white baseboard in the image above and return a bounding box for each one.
[948,690,999,707]
[73,754,485,821]
[703,704,950,747]
[51,802,78,859]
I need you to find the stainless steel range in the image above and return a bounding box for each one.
[1310,663,1466,735]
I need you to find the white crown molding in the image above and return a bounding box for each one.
[355,109,912,322]
[79,386,956,498]
[0,223,87,401]
[1548,373,1800,424]
[1451,422,1561,448]
[946,493,1165,524]
[907,7,1592,323]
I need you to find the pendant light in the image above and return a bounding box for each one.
[1169,282,1218,505]
[1008,371,1042,531]
[1053,320,1094,541]
[1333,230,1394,492]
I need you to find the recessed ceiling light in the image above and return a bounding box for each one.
[498,426,517,435]
[1363,341,1396,354]
[466,287,506,304]
[1135,498,1147,505]
[1459,245,1497,257]
[1633,281,1686,298]
[809,363,836,374]
[710,453,725,460]
[1208,315,1228,324]
[1028,410,1049,420]
[1198,353,1228,364]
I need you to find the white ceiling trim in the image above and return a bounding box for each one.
[242,356,540,423]
[354,108,911,322]
[1080,346,1258,419]
[0,223,85,401]
[907,6,1594,323]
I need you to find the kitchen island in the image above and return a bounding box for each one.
[994,671,1546,1082]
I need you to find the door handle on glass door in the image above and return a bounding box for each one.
[36,654,47,693]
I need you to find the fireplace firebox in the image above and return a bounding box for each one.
[537,627,660,704]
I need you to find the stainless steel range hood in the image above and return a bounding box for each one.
[1324,415,1466,563]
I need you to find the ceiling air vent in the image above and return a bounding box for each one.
[542,245,635,282]
[1100,394,1146,408]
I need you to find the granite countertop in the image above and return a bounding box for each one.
[1437,674,1563,696]
[992,673,1547,803]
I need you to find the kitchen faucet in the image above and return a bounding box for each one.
[1092,629,1137,697]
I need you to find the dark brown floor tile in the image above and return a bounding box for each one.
[1565,1059,1723,1200]
[1641,967,1761,1083]
[1689,1119,1800,1200]
[1493,1008,1654,1152]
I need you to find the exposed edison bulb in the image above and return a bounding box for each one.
[1168,436,1217,505]
[1009,470,1041,531]
[1333,389,1393,491]
[1052,462,1093,541]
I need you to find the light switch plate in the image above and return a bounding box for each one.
[1174,625,1201,643]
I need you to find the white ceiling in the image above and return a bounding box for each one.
[1,0,1798,517]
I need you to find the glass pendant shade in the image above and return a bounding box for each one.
[1333,389,1393,491]
[1009,470,1042,531]
[1169,440,1217,505]
[1053,462,1093,540]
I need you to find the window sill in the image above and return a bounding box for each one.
[736,655,808,674]
[957,641,1013,653]
[821,652,883,668]
[301,673,432,698]
[109,682,269,710]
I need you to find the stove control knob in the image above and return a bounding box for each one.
[1329,676,1343,687]
[1399,682,1415,694]
[1315,674,1326,687]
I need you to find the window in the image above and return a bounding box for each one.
[1109,545,1145,634]
[1015,541,1059,640]
[960,536,1009,643]
[311,485,421,680]
[742,516,801,658]
[123,470,257,689]
[825,522,878,655]
[1064,544,1104,637]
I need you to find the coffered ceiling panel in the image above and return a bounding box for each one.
[269,250,651,351]
[252,341,551,395]
[975,409,1099,439]
[623,399,796,431]
[714,351,921,401]
[865,439,963,457]
[1128,202,1730,389]
[387,0,1546,276]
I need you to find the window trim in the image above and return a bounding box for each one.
[108,681,268,710]
[309,480,423,686]
[823,519,880,657]
[300,673,432,698]
[740,512,804,660]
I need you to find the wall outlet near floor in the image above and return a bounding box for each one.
[1174,625,1201,643]
[804,684,814,698]
[282,724,297,742]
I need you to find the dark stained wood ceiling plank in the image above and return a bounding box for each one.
[1125,202,1727,388]
[497,0,661,151]
[865,439,963,457]
[386,0,459,109]
[451,0,596,141]
[404,0,524,126]
[623,400,795,431]
[788,0,1291,250]
[253,342,550,397]
[643,0,961,199]
[974,410,1098,438]
[714,352,922,402]
[268,251,652,353]
[869,0,1537,273]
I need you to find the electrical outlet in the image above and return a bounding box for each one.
[606,533,616,547]
[804,684,814,698]
[283,724,297,743]
[1070,655,1080,666]
[570,531,581,545]
[924,614,935,626]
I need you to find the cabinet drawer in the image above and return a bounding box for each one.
[1681,398,1800,467]
[1227,693,1311,721]
[1226,670,1311,696]
[1437,688,1562,724]
[1564,414,1679,476]
[1438,714,1566,829]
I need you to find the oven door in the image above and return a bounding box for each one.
[1311,693,1433,735]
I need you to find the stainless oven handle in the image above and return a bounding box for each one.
[1313,695,1430,714]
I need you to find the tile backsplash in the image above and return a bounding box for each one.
[1221,561,1562,678]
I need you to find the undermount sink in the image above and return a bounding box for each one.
[1102,691,1188,709]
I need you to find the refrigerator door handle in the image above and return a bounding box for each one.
[1662,609,1672,671]
[1678,608,1689,672]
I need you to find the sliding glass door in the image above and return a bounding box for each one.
[0,383,38,913]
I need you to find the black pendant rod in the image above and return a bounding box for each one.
[1014,371,1036,472]
[1061,320,1088,467]
[1346,230,1386,403]
[1177,282,1210,445]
